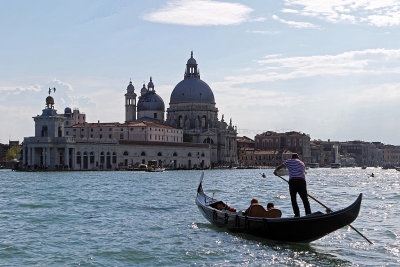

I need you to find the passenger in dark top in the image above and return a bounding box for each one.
[243,197,259,216]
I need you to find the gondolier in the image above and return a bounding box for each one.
[274,153,311,217]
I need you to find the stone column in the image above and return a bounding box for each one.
[64,147,69,169]
[31,147,35,169]
[46,147,51,168]
[71,148,75,170]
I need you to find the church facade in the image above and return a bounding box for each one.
[21,52,237,170]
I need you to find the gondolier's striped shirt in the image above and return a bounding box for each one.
[283,159,306,179]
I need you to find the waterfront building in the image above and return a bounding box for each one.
[237,136,255,167]
[340,141,383,167]
[21,94,210,170]
[21,52,237,170]
[382,145,400,167]
[310,140,340,167]
[255,131,311,164]
[166,52,237,165]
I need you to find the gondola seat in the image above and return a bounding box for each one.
[248,205,282,218]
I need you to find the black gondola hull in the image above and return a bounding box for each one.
[196,181,362,243]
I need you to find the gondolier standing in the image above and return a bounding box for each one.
[274,153,311,217]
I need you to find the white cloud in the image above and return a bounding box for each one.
[210,48,400,144]
[217,48,400,85]
[284,0,400,27]
[143,0,253,26]
[0,85,41,93]
[272,14,320,29]
[246,30,279,35]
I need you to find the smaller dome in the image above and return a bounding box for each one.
[187,57,197,65]
[140,84,148,96]
[137,91,165,112]
[127,81,134,90]
[64,107,72,114]
[187,51,197,65]
[148,77,154,90]
[46,96,54,105]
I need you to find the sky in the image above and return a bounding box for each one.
[1,0,400,145]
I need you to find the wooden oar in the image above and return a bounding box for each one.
[275,174,373,245]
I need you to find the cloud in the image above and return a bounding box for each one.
[218,48,400,85]
[143,0,253,26]
[283,0,400,27]
[46,79,75,92]
[0,85,41,93]
[272,14,320,29]
[246,30,280,35]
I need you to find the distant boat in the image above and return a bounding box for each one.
[146,167,165,172]
[309,163,319,168]
[361,166,367,169]
[331,163,341,169]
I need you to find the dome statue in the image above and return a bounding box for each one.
[46,96,54,107]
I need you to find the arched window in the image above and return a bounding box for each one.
[41,126,48,137]
[76,152,81,164]
[90,152,94,163]
[203,137,214,144]
[157,152,162,156]
[173,152,177,157]
[100,152,105,164]
[123,151,129,156]
[201,153,205,157]
[112,152,117,164]
[201,116,206,128]
[141,151,146,156]
[179,116,183,128]
[188,153,192,157]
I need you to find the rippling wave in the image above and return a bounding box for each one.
[0,168,398,266]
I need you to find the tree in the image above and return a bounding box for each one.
[5,144,21,160]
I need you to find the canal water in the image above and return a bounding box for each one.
[0,168,398,266]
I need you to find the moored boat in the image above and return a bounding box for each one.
[196,176,362,243]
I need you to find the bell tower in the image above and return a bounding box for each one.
[125,80,137,122]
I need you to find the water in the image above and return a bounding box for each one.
[0,168,398,266]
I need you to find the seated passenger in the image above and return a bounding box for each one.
[243,197,260,216]
[267,202,275,210]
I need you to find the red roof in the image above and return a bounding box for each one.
[72,121,178,129]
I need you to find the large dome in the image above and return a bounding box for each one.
[170,78,215,104]
[137,91,165,111]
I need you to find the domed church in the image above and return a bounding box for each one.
[166,52,237,165]
[21,52,236,171]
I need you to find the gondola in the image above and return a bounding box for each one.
[195,176,362,243]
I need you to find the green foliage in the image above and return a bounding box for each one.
[5,144,20,160]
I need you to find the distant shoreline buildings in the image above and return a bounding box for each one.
[2,53,400,171]
[237,131,400,168]
[19,52,238,171]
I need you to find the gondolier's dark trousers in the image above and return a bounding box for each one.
[289,178,311,217]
